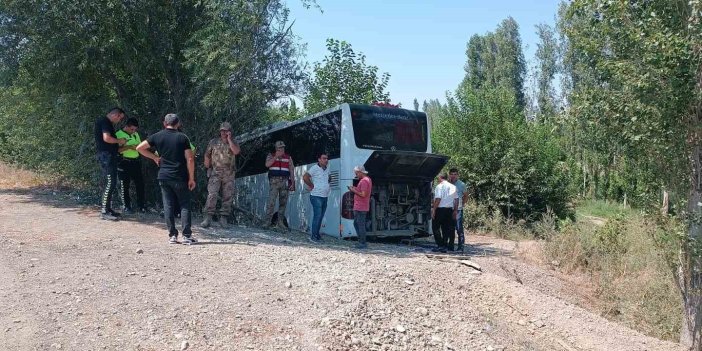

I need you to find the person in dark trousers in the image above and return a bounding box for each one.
[116,117,146,214]
[94,107,127,221]
[136,113,197,245]
[448,168,468,251]
[168,126,196,219]
[348,165,372,249]
[431,173,458,253]
[201,122,240,228]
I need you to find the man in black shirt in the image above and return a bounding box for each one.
[94,107,127,221]
[136,113,197,245]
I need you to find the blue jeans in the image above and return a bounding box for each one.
[354,210,368,246]
[159,180,192,238]
[309,195,328,240]
[456,209,464,247]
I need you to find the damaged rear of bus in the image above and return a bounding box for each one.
[338,104,448,238]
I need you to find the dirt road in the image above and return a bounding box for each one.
[0,188,685,350]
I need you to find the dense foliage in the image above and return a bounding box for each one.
[556,0,702,346]
[0,0,311,200]
[304,38,391,112]
[431,18,572,221]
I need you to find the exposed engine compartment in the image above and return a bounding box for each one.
[368,181,433,234]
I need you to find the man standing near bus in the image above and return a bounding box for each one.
[264,140,295,231]
[448,168,468,251]
[348,165,372,249]
[303,152,330,242]
[201,122,240,228]
[431,173,458,253]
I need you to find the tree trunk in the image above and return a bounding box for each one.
[681,143,702,348]
[661,190,669,216]
[681,13,702,345]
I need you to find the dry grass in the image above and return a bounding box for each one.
[0,162,52,189]
[541,200,682,341]
[0,161,82,192]
[486,199,681,341]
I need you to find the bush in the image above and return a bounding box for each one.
[431,86,573,222]
[463,201,489,230]
[543,203,681,340]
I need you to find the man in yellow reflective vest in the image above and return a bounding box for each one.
[116,117,146,214]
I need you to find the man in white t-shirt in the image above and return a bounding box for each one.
[431,173,458,253]
[303,152,330,242]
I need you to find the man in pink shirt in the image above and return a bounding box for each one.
[348,165,372,249]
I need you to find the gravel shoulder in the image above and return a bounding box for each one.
[0,189,685,351]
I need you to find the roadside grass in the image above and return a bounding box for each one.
[471,199,682,341]
[544,200,681,341]
[574,199,637,220]
[0,161,95,202]
[0,161,54,189]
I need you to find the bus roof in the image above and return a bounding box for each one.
[234,103,422,144]
[234,104,346,144]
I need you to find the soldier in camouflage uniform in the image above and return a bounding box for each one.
[264,140,295,231]
[200,122,240,228]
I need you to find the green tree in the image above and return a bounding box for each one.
[185,0,307,132]
[561,0,702,346]
[433,86,571,221]
[432,18,571,221]
[534,23,559,122]
[304,38,390,112]
[265,98,302,122]
[462,17,526,110]
[0,0,311,204]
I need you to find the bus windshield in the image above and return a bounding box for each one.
[350,105,428,152]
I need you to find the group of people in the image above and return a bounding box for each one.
[93,107,374,247]
[94,108,232,244]
[95,108,468,250]
[431,168,468,252]
[300,153,372,249]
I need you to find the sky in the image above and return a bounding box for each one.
[287,0,563,109]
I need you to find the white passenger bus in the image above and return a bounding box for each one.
[234,103,448,238]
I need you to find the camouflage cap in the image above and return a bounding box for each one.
[275,140,286,148]
[219,122,232,131]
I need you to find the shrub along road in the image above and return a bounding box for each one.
[0,186,685,350]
